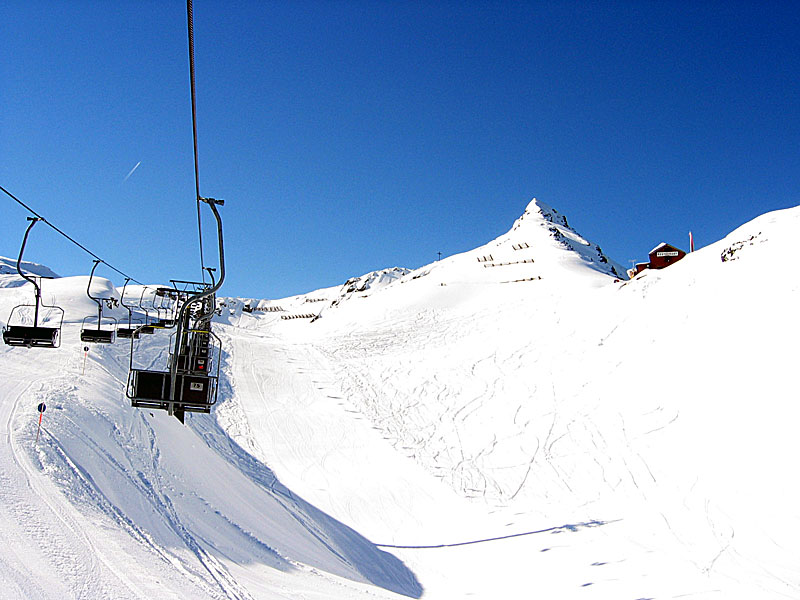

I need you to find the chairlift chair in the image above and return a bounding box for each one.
[153,291,168,327]
[80,260,117,344]
[2,218,64,349]
[135,287,155,335]
[152,287,178,328]
[117,278,142,339]
[117,325,141,340]
[80,318,116,343]
[128,324,222,422]
[127,196,226,424]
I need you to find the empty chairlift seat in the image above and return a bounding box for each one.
[81,259,118,344]
[126,195,226,424]
[127,326,222,418]
[129,369,217,413]
[3,325,60,348]
[3,218,65,350]
[116,325,140,339]
[81,326,115,344]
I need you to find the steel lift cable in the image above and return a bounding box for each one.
[186,0,206,283]
[0,184,144,285]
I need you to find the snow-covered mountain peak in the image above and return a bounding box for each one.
[500,198,625,279]
[294,199,629,329]
[516,197,568,228]
[434,198,627,284]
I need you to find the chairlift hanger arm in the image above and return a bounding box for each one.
[13,217,46,328]
[86,260,101,302]
[85,260,117,306]
[16,218,43,296]
[86,259,117,312]
[169,197,225,410]
[137,286,150,312]
[171,200,225,327]
[119,278,132,307]
[201,198,225,285]
[119,278,141,318]
[119,277,134,325]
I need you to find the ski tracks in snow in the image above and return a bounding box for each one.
[0,334,260,600]
[0,363,141,599]
[316,315,546,504]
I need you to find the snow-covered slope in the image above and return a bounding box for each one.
[0,290,423,599]
[0,274,128,329]
[0,255,60,288]
[0,199,798,599]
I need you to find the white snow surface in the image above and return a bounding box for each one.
[0,256,60,288]
[0,198,798,599]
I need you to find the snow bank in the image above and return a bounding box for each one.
[0,255,60,288]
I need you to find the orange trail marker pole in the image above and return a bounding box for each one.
[36,402,46,444]
[82,346,88,375]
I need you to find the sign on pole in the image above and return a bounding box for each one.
[36,402,46,443]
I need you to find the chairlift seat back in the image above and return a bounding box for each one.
[117,327,140,339]
[3,325,60,348]
[81,328,115,344]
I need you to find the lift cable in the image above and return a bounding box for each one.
[186,0,206,283]
[0,184,144,285]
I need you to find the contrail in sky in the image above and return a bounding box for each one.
[123,161,141,182]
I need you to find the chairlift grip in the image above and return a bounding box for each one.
[191,267,218,324]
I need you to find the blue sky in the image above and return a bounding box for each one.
[1,0,798,298]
